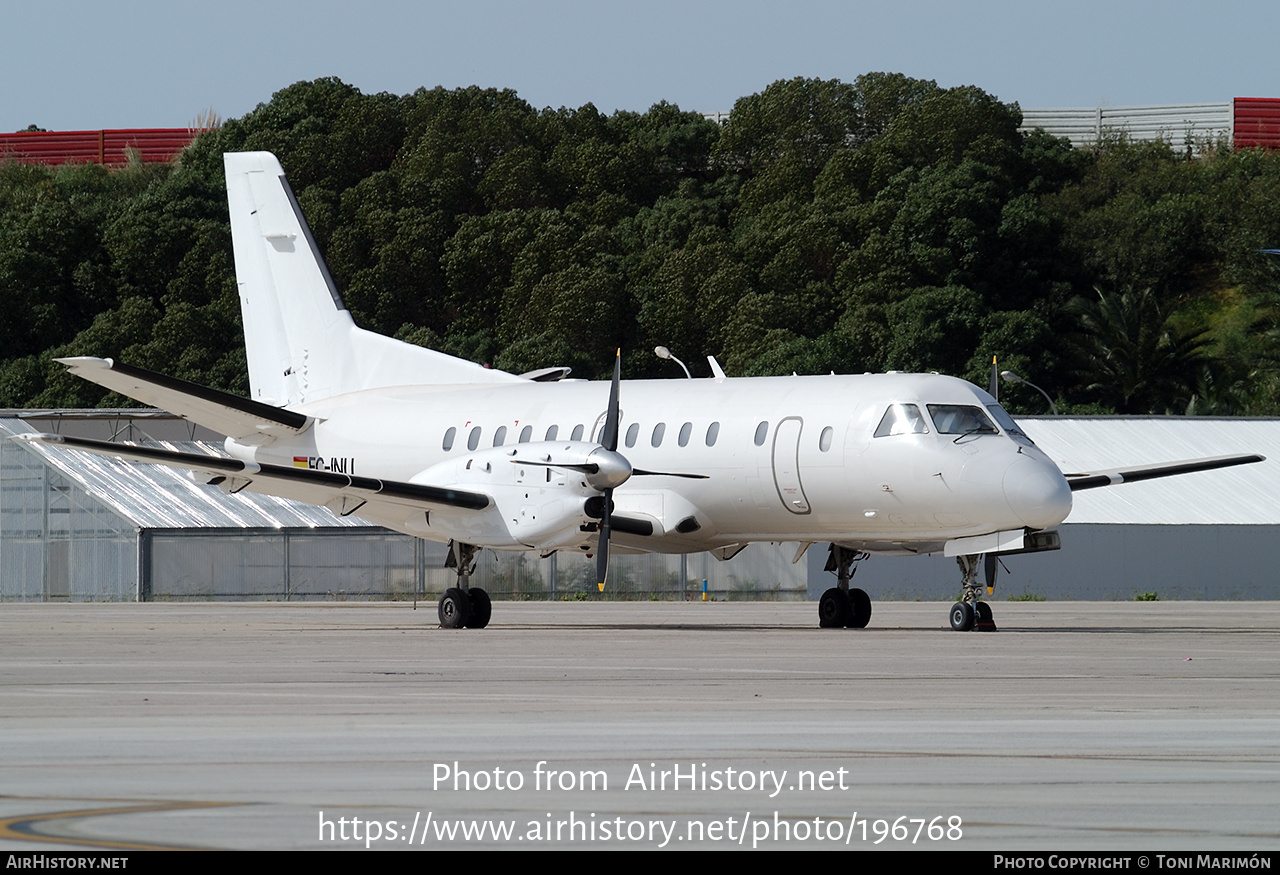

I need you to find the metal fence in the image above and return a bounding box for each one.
[1019,103,1232,151]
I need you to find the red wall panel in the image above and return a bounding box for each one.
[0,129,200,166]
[1234,98,1280,149]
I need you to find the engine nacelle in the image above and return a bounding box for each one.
[407,442,613,550]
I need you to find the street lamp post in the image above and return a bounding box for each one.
[654,346,692,379]
[1000,370,1058,415]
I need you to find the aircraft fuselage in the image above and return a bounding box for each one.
[228,371,1072,557]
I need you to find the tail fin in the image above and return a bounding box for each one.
[224,152,519,406]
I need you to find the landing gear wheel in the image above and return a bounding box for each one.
[438,587,471,629]
[949,601,974,632]
[466,588,492,629]
[975,600,996,632]
[849,588,872,628]
[818,587,853,628]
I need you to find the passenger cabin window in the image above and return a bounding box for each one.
[819,426,833,452]
[545,425,558,441]
[442,427,456,451]
[571,424,584,441]
[625,422,640,448]
[873,404,929,437]
[705,421,720,447]
[493,426,507,446]
[754,421,769,446]
[927,404,998,436]
[651,422,666,447]
[678,422,692,447]
[467,426,481,451]
[519,425,532,443]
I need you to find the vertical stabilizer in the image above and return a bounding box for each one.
[224,152,519,407]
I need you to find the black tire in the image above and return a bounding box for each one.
[849,588,873,629]
[949,601,974,632]
[975,600,996,632]
[818,587,852,628]
[466,588,492,629]
[438,588,471,629]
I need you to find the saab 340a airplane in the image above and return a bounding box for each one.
[17,152,1265,631]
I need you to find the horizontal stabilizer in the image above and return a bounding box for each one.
[1066,453,1266,491]
[55,357,311,445]
[13,433,491,514]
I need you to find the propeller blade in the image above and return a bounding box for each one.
[984,552,998,595]
[596,352,621,592]
[989,354,999,401]
[511,459,600,474]
[631,468,709,479]
[600,349,621,452]
[596,486,612,591]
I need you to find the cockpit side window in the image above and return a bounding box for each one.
[873,404,929,437]
[927,404,998,436]
[985,404,1028,439]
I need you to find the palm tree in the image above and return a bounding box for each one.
[1068,286,1211,413]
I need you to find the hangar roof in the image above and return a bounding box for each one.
[6,413,1278,530]
[1020,417,1280,525]
[1,417,371,530]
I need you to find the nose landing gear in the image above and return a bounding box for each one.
[951,554,996,632]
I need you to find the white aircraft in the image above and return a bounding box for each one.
[17,152,1265,631]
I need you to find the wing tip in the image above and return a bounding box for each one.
[54,356,113,371]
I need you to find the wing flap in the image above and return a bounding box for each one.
[1066,453,1266,492]
[14,433,490,514]
[55,357,310,444]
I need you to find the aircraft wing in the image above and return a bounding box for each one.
[1065,454,1265,491]
[13,433,491,517]
[54,357,311,445]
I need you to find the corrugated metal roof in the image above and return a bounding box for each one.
[2,418,374,530]
[1018,417,1280,525]
[8,415,1275,531]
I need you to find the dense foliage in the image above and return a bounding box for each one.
[4,74,1280,414]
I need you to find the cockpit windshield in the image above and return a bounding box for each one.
[873,403,929,437]
[926,404,999,436]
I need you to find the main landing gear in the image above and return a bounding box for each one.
[439,541,491,629]
[818,544,872,629]
[949,554,996,632]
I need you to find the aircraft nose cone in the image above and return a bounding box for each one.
[1003,454,1072,529]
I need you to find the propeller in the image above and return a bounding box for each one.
[507,349,708,591]
[596,350,623,591]
[985,354,1000,596]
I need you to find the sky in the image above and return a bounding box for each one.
[2,0,1278,132]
